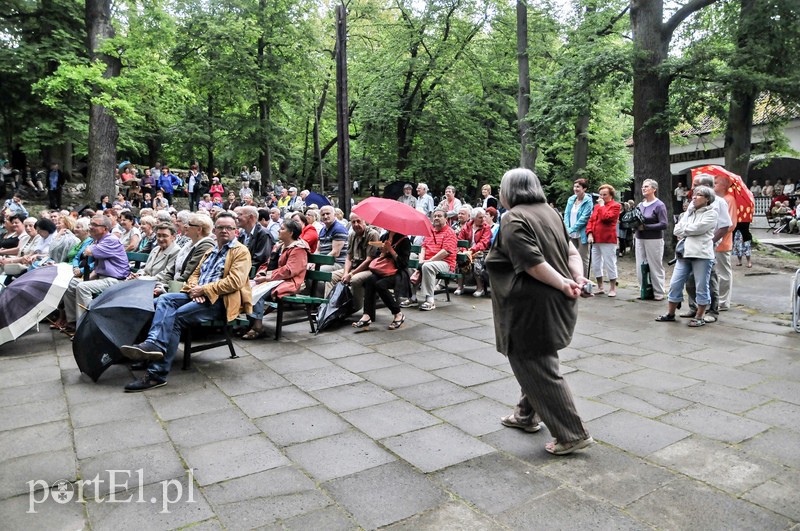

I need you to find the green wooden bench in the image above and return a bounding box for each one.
[274,253,334,340]
[435,239,469,302]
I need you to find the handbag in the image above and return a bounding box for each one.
[640,262,655,300]
[620,207,645,229]
[409,269,421,285]
[369,256,398,277]
[675,239,686,259]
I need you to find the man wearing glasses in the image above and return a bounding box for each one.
[61,216,131,334]
[120,212,253,392]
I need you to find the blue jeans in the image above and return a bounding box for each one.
[146,292,225,381]
[668,258,713,306]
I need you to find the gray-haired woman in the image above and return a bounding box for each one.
[486,168,594,455]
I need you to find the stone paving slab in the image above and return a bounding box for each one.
[1,267,799,529]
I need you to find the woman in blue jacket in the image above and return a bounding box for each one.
[563,178,593,276]
[157,166,181,205]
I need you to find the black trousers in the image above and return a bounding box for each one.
[363,273,401,320]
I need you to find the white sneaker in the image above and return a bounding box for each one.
[453,289,463,296]
[473,290,485,297]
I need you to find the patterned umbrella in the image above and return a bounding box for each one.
[0,263,73,346]
[691,165,755,222]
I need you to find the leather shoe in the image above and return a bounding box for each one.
[124,374,167,392]
[120,341,165,362]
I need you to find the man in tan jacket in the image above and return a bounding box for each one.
[120,212,252,392]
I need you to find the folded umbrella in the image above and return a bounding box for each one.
[0,263,73,346]
[315,282,354,334]
[352,197,433,238]
[72,279,157,382]
[691,165,755,222]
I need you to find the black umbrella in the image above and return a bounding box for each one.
[72,279,156,382]
[315,282,354,334]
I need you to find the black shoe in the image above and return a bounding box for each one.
[124,374,167,392]
[129,361,148,371]
[120,341,165,362]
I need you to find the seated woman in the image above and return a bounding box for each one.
[97,194,111,211]
[113,192,131,210]
[242,219,309,339]
[291,212,318,253]
[0,218,56,277]
[198,193,214,211]
[154,213,215,295]
[30,213,79,267]
[655,185,718,327]
[137,216,158,254]
[352,230,410,331]
[455,208,492,297]
[118,211,142,252]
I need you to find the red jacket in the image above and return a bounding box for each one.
[586,200,620,244]
[457,220,492,253]
[256,239,309,299]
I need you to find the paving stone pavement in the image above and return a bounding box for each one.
[1,271,799,530]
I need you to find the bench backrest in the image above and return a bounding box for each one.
[126,251,150,272]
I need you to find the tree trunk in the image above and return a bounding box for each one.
[630,0,671,206]
[572,113,590,179]
[206,94,214,174]
[85,0,120,202]
[516,0,536,169]
[335,5,351,216]
[724,0,757,181]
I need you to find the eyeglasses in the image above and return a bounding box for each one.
[187,223,201,228]
[90,223,105,228]
[215,226,237,231]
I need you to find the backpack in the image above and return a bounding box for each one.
[620,207,645,229]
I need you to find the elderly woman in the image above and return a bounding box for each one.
[655,186,718,327]
[292,212,319,252]
[33,213,79,266]
[563,178,593,277]
[487,168,594,456]
[0,218,57,276]
[586,184,621,296]
[352,230,411,331]
[635,178,668,300]
[242,219,309,339]
[455,208,492,297]
[155,214,215,295]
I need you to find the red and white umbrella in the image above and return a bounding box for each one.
[691,165,755,222]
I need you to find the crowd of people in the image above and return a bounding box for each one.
[0,157,766,456]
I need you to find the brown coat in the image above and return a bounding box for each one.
[183,241,253,322]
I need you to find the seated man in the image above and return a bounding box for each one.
[327,212,380,313]
[410,209,457,311]
[317,205,348,271]
[120,212,252,392]
[128,222,180,280]
[236,205,273,270]
[455,207,492,297]
[61,216,131,333]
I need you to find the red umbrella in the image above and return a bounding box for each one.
[691,165,755,222]
[352,197,433,237]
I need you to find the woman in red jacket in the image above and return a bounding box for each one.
[586,184,621,297]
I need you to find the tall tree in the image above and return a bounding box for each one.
[85,0,120,199]
[630,0,718,208]
[516,0,536,169]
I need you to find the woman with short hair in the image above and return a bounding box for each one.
[655,186,718,327]
[586,184,621,296]
[487,168,594,456]
[634,178,668,300]
[563,178,593,277]
[242,219,309,339]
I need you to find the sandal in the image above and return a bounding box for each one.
[688,318,706,328]
[241,329,267,340]
[607,290,616,297]
[351,317,372,329]
[500,414,541,433]
[655,314,676,322]
[388,313,405,330]
[545,437,595,455]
